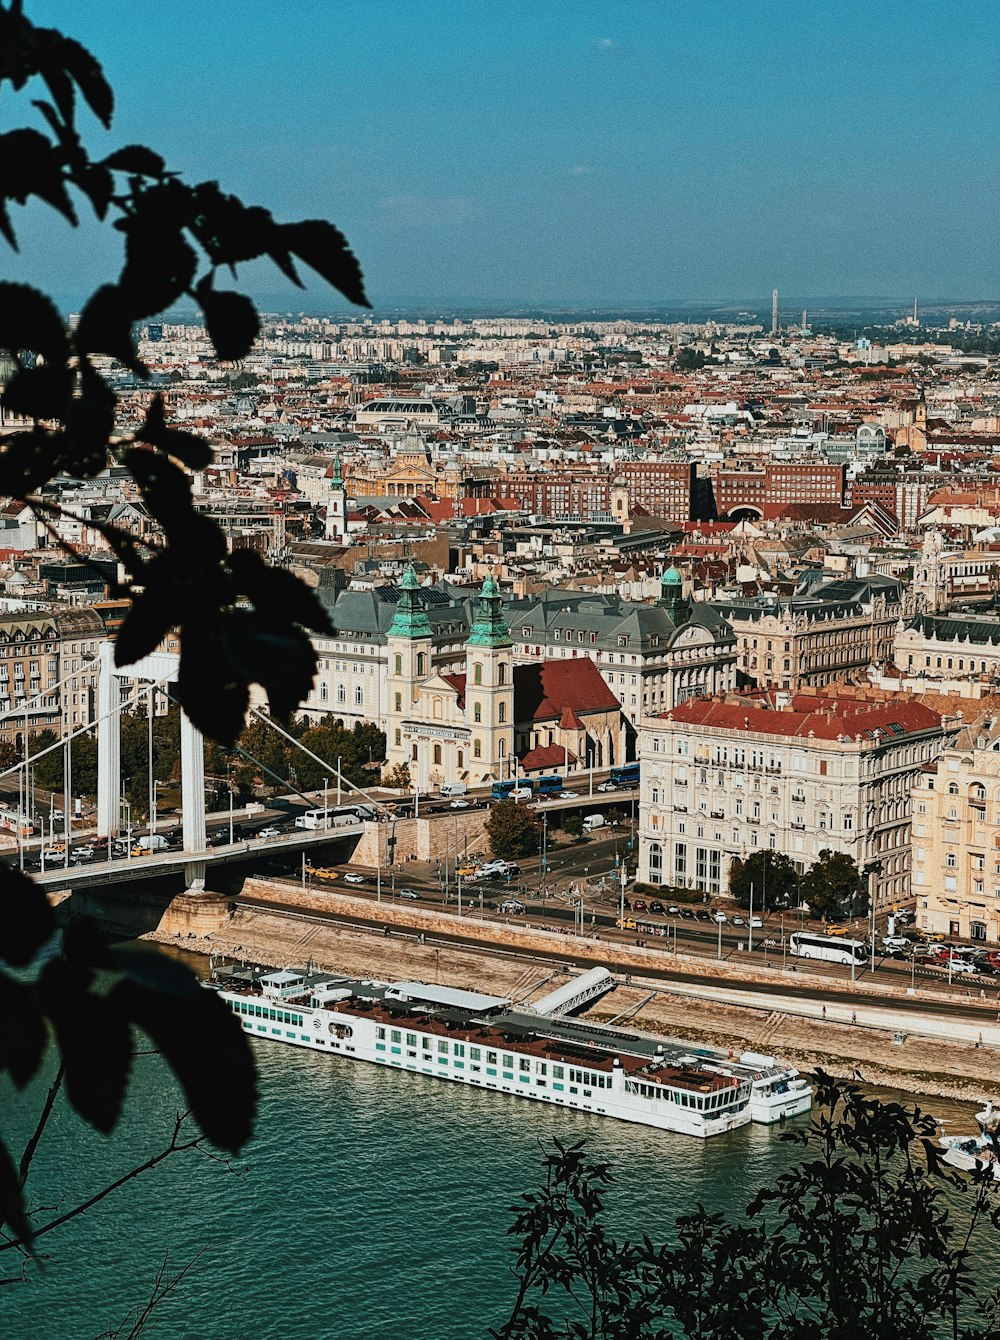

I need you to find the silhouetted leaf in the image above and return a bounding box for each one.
[177,621,250,745]
[221,611,318,720]
[73,161,115,220]
[109,945,206,998]
[0,1137,35,1252]
[56,34,114,128]
[0,868,55,967]
[228,548,333,634]
[124,447,192,532]
[190,183,274,266]
[102,145,165,176]
[0,281,69,360]
[196,282,259,361]
[281,219,369,306]
[64,363,116,471]
[0,427,63,495]
[119,223,197,318]
[75,284,146,373]
[0,974,47,1088]
[137,393,212,468]
[1,362,71,419]
[114,586,177,669]
[114,978,257,1152]
[0,128,77,228]
[49,991,131,1134]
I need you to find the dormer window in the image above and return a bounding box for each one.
[617,635,628,648]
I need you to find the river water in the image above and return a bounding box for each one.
[3,954,997,1340]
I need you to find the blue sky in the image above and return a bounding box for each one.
[8,1,999,309]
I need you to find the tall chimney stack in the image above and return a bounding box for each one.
[771,288,779,337]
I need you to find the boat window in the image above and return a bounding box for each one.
[437,1040,448,1055]
[377,1027,386,1040]
[519,1058,530,1073]
[470,1047,481,1061]
[391,1029,401,1044]
[487,1051,498,1064]
[503,1054,513,1068]
[453,1043,465,1058]
[406,1033,416,1047]
[537,1062,547,1076]
[552,1065,564,1080]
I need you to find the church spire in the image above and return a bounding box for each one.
[388,563,432,638]
[466,571,512,648]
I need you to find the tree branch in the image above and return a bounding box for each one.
[18,1062,64,1189]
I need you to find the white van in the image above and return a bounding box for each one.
[440,782,468,797]
[581,814,606,832]
[294,810,332,830]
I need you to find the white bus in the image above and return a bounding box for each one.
[0,808,33,837]
[789,932,868,966]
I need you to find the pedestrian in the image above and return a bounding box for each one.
[851,1010,857,1025]
[821,1005,827,1021]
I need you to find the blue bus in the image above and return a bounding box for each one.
[534,775,564,796]
[491,780,525,800]
[609,763,640,787]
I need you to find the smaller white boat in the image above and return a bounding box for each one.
[939,1102,1000,1181]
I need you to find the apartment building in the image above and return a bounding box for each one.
[711,576,903,690]
[0,608,104,747]
[637,690,946,909]
[911,711,1000,944]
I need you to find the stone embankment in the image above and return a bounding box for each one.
[142,877,1000,1108]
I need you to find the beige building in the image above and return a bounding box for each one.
[637,690,946,908]
[911,712,1000,943]
[711,575,903,691]
[0,608,104,748]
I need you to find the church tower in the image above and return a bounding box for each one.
[384,564,433,783]
[465,573,515,785]
[324,452,348,542]
[914,529,945,614]
[658,564,690,626]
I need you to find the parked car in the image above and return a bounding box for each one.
[933,957,978,976]
[649,900,664,914]
[695,908,711,921]
[681,907,695,919]
[343,873,366,885]
[667,904,680,916]
[748,915,764,929]
[882,935,910,952]
[712,911,727,924]
[632,899,648,912]
[731,915,746,927]
[398,888,420,900]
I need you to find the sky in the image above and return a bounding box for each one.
[7,1,1000,311]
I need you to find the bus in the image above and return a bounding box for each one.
[534,775,564,797]
[789,932,868,966]
[490,780,532,801]
[609,763,640,788]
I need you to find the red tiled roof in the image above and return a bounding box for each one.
[519,744,578,772]
[663,693,941,741]
[514,658,620,722]
[441,673,466,709]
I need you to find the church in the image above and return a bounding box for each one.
[383,566,624,791]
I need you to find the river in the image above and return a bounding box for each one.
[3,952,997,1339]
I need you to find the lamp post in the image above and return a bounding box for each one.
[716,915,723,961]
[323,776,329,829]
[337,756,342,806]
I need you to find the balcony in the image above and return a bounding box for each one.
[791,821,805,831]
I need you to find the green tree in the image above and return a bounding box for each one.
[563,812,584,839]
[382,761,411,789]
[675,346,706,372]
[728,850,799,910]
[495,1077,1000,1339]
[800,848,866,922]
[486,799,541,859]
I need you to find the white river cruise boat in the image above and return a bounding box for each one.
[215,967,754,1139]
[939,1102,1000,1181]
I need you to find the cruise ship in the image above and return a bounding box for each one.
[213,963,808,1138]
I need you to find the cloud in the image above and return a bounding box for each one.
[569,165,592,176]
[596,37,618,50]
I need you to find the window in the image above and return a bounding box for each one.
[394,728,401,747]
[394,653,402,674]
[433,744,442,765]
[394,692,402,712]
[474,739,482,759]
[417,653,426,675]
[474,702,482,723]
[355,684,363,706]
[498,702,507,723]
[411,744,418,762]
[473,663,483,686]
[498,662,507,686]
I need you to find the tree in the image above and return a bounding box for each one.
[382,761,411,789]
[728,850,799,910]
[0,0,368,1259]
[563,812,584,839]
[486,799,541,859]
[800,848,866,922]
[494,1077,1000,1339]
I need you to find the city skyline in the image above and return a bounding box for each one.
[10,1,999,308]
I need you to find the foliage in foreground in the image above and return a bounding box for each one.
[495,1076,1000,1340]
[487,799,542,860]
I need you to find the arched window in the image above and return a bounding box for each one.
[394,653,402,674]
[473,662,483,686]
[394,692,402,712]
[498,661,507,686]
[416,653,426,675]
[433,744,442,765]
[474,702,482,723]
[473,738,482,759]
[970,782,986,800]
[355,685,363,706]
[498,701,507,723]
[411,744,418,762]
[433,697,442,719]
[948,782,959,794]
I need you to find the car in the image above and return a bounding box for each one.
[882,935,910,952]
[748,915,764,929]
[934,957,978,976]
[398,888,420,899]
[256,826,283,839]
[457,865,477,879]
[667,904,680,916]
[681,907,695,919]
[632,899,648,912]
[560,790,579,799]
[649,900,665,914]
[70,845,96,863]
[712,911,728,924]
[499,899,525,914]
[731,915,746,927]
[343,873,366,885]
[42,843,66,859]
[449,799,471,809]
[597,781,617,793]
[695,908,711,921]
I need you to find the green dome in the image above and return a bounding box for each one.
[661,564,682,586]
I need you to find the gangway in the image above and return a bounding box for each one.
[605,992,656,1027]
[530,966,614,1017]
